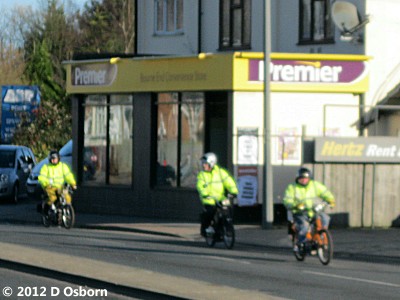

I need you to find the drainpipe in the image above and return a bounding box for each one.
[371,163,376,229]
[359,93,365,136]
[198,0,202,54]
[361,163,366,228]
[134,0,138,54]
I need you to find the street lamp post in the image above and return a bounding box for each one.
[263,0,273,229]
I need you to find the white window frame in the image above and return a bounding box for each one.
[154,0,183,35]
[299,0,334,44]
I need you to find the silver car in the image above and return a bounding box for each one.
[0,145,36,203]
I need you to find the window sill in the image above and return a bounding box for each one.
[297,39,335,46]
[152,186,196,191]
[217,45,252,51]
[153,31,184,37]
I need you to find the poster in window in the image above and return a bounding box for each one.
[273,127,301,165]
[237,128,258,165]
[237,166,258,206]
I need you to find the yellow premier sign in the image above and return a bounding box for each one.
[233,52,370,93]
[65,52,370,94]
[65,54,233,94]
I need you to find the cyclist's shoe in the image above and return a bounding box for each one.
[311,241,318,250]
[304,242,313,254]
[310,241,318,255]
[295,242,306,254]
[205,226,215,236]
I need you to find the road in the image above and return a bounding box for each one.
[0,224,398,300]
[0,267,135,300]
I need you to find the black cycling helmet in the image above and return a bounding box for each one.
[296,167,312,182]
[48,150,60,165]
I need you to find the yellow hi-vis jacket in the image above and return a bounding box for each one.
[197,165,238,206]
[38,162,76,189]
[283,180,335,218]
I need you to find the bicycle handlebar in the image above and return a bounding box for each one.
[314,202,328,213]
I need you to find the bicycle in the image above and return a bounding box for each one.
[290,202,333,265]
[40,184,75,229]
[204,195,235,249]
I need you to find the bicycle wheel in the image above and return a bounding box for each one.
[40,203,51,227]
[317,229,333,265]
[205,231,216,247]
[62,205,75,229]
[222,221,235,249]
[292,233,306,261]
[42,215,50,227]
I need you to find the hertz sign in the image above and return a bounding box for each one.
[315,137,400,163]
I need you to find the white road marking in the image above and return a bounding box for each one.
[205,255,251,264]
[304,270,400,288]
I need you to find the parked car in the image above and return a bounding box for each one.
[0,145,36,203]
[26,140,98,200]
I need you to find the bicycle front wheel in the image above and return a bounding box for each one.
[62,205,75,229]
[292,233,306,261]
[222,221,235,249]
[205,232,216,247]
[317,229,333,265]
[42,215,50,227]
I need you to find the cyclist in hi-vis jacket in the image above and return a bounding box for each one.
[197,152,238,237]
[38,150,77,215]
[283,167,335,249]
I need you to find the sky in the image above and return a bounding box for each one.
[0,0,87,11]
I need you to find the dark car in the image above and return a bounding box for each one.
[0,145,36,203]
[26,140,98,200]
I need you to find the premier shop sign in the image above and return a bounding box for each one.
[315,137,400,163]
[248,58,368,93]
[71,63,117,86]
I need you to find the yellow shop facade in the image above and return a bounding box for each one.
[65,52,369,222]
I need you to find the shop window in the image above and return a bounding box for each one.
[156,92,204,188]
[83,95,133,186]
[299,0,334,44]
[155,0,183,35]
[220,0,251,50]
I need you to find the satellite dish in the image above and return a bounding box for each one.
[332,1,360,32]
[331,1,369,42]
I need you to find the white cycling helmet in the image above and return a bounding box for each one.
[200,152,218,169]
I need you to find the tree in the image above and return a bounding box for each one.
[77,0,135,54]
[11,0,137,160]
[22,0,79,107]
[13,36,71,160]
[0,7,29,85]
[12,0,78,157]
[13,99,72,161]
[109,0,136,53]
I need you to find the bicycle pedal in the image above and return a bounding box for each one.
[311,250,317,256]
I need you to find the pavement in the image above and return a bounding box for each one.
[0,199,399,299]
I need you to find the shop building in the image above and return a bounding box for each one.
[64,52,370,223]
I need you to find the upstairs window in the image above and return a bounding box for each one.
[220,0,251,50]
[299,0,334,44]
[155,0,183,35]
